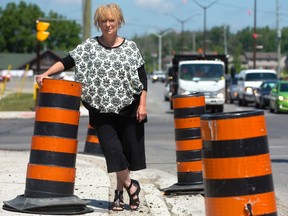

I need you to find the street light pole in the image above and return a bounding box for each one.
[192,0,219,55]
[152,29,172,71]
[166,14,199,53]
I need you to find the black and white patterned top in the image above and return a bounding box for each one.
[69,37,145,114]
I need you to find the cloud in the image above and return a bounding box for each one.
[134,0,174,12]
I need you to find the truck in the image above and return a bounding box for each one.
[168,54,229,113]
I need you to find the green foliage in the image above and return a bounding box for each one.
[0,2,44,52]
[46,11,82,50]
[0,93,34,111]
[0,2,81,53]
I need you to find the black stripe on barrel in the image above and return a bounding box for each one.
[25,179,75,198]
[29,149,76,167]
[38,93,80,110]
[33,121,79,139]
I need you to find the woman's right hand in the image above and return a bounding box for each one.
[35,74,48,87]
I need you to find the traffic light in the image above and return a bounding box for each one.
[36,21,50,42]
[253,33,258,39]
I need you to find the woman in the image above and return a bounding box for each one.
[35,3,147,211]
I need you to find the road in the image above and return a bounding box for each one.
[1,78,288,214]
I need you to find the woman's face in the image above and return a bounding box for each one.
[98,11,120,36]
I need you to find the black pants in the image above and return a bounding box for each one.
[93,113,146,173]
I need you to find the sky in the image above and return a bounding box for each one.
[1,0,288,39]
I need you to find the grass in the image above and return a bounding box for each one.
[0,93,35,111]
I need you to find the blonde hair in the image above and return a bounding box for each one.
[94,3,125,30]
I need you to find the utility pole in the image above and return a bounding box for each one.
[82,0,91,40]
[276,0,281,78]
[192,0,219,55]
[253,0,257,69]
[223,25,228,55]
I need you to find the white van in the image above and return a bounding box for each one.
[237,69,277,106]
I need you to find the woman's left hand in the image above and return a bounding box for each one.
[136,105,147,122]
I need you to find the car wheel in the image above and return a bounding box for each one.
[275,103,280,113]
[242,98,248,106]
[229,94,234,104]
[218,105,224,113]
[238,98,243,106]
[269,101,274,112]
[260,98,266,109]
[270,107,274,113]
[170,100,173,110]
[255,102,260,109]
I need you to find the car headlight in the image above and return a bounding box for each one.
[278,95,285,101]
[216,88,225,99]
[178,88,191,95]
[245,87,253,94]
[217,92,225,99]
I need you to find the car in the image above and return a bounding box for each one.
[152,71,166,83]
[237,69,277,106]
[226,74,239,103]
[163,82,171,101]
[269,80,288,113]
[0,74,11,82]
[254,80,277,109]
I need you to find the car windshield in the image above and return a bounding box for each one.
[246,73,277,81]
[153,72,165,77]
[179,64,224,81]
[280,83,288,92]
[260,81,276,90]
[231,76,238,85]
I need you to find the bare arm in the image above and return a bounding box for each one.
[136,90,147,122]
[35,61,65,87]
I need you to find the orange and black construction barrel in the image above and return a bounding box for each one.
[3,79,93,215]
[200,110,277,216]
[84,124,103,155]
[163,93,206,195]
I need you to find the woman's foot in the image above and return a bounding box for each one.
[125,179,141,210]
[112,190,124,211]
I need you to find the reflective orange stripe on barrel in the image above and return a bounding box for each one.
[27,164,75,183]
[205,192,277,216]
[40,78,82,97]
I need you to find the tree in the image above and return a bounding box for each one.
[45,11,82,51]
[0,2,81,53]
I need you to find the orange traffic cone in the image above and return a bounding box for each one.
[164,92,206,195]
[84,124,103,155]
[3,79,93,214]
[200,110,277,216]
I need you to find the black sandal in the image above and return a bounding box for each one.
[112,190,124,211]
[125,179,141,210]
